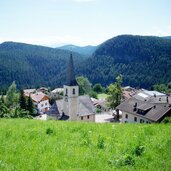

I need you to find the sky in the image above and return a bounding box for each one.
[0,0,171,47]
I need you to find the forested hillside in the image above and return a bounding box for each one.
[78,35,171,88]
[1,35,171,90]
[0,42,87,90]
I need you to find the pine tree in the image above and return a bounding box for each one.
[19,90,27,110]
[27,96,34,115]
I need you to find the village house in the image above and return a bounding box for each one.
[116,90,171,123]
[47,53,96,122]
[24,89,36,96]
[24,89,50,114]
[91,98,109,112]
[30,92,50,114]
[50,88,64,99]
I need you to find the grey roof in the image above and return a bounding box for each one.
[47,95,96,119]
[137,103,154,111]
[116,95,171,122]
[65,53,78,86]
[78,95,96,116]
[46,99,63,117]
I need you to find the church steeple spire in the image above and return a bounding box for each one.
[66,53,78,86]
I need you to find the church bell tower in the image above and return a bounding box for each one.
[63,53,79,120]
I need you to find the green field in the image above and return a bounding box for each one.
[97,93,109,99]
[0,119,171,171]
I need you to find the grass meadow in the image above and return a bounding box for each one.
[0,119,171,170]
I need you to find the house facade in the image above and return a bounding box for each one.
[24,90,50,114]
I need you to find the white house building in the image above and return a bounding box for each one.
[29,92,50,114]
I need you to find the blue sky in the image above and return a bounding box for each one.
[0,0,171,46]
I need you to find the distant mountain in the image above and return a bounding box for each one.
[78,35,171,88]
[58,44,97,56]
[0,41,87,90]
[1,35,171,90]
[163,36,171,40]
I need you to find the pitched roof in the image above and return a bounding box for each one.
[116,95,171,122]
[47,95,96,119]
[24,89,36,96]
[78,95,96,116]
[46,99,63,117]
[30,92,48,103]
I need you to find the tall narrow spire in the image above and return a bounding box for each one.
[66,53,78,86]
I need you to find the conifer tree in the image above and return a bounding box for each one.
[27,95,34,115]
[19,90,27,110]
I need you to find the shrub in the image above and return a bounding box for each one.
[97,135,105,149]
[108,154,134,167]
[89,91,98,99]
[96,108,102,113]
[82,131,92,146]
[46,128,54,135]
[162,117,171,124]
[134,145,145,156]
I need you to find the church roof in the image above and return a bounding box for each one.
[47,95,96,119]
[78,95,96,116]
[65,53,78,86]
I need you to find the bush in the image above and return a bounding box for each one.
[108,154,135,167]
[89,91,98,99]
[162,117,171,123]
[96,108,102,113]
[46,128,54,135]
[97,135,105,149]
[134,145,145,156]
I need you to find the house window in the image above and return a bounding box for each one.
[41,104,44,107]
[87,115,89,119]
[140,119,144,123]
[125,114,128,119]
[73,88,75,95]
[81,116,83,120]
[45,103,47,106]
[134,117,137,122]
[66,88,68,96]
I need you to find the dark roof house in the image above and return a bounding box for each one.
[117,92,171,122]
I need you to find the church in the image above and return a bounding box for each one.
[47,54,96,122]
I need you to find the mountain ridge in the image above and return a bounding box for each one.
[1,35,171,89]
[58,44,97,56]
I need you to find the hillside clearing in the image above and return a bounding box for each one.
[0,119,171,170]
[97,93,109,99]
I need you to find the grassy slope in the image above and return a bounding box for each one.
[97,93,109,99]
[0,119,171,171]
